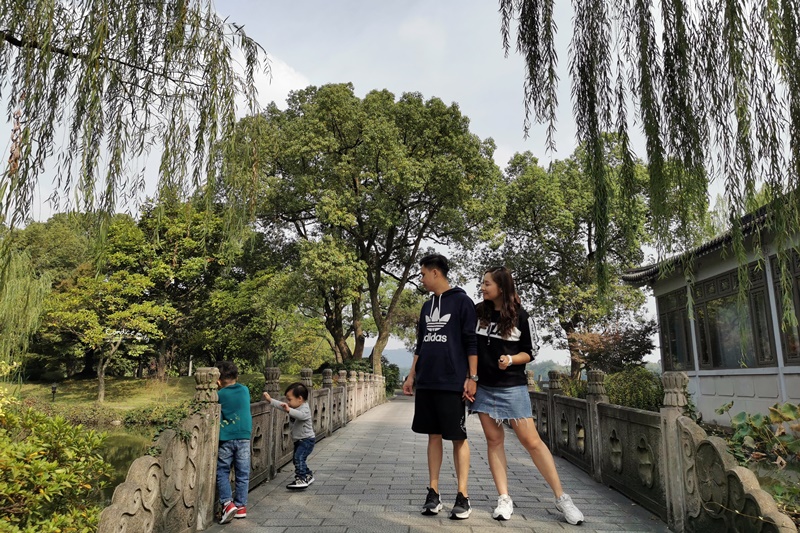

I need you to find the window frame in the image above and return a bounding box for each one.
[692,264,777,370]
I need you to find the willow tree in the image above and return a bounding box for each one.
[500,1,800,294]
[0,0,266,245]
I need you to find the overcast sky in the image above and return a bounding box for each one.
[222,0,586,169]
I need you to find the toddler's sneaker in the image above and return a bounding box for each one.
[493,494,513,520]
[287,476,309,489]
[555,493,584,525]
[234,506,246,519]
[220,501,238,524]
[450,491,471,519]
[421,487,442,515]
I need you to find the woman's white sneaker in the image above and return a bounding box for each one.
[555,493,584,525]
[492,494,513,520]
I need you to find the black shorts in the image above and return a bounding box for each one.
[411,388,468,441]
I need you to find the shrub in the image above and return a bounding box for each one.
[605,365,664,412]
[559,373,588,399]
[0,391,111,532]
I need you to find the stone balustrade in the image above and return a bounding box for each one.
[98,367,386,533]
[535,370,797,532]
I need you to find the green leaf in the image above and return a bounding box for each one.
[715,401,735,415]
[731,411,748,426]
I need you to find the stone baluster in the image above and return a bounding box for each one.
[264,367,281,397]
[546,370,562,451]
[526,370,536,391]
[348,370,358,384]
[586,369,608,482]
[323,368,333,389]
[661,371,689,532]
[193,367,220,529]
[338,370,348,386]
[358,371,365,382]
[194,366,220,403]
[301,368,313,388]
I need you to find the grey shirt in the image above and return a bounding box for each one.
[270,399,315,441]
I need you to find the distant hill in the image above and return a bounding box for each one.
[381,348,413,377]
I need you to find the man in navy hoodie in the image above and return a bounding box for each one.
[402,253,478,520]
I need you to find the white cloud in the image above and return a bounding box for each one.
[253,54,311,110]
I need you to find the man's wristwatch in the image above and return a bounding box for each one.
[468,375,479,382]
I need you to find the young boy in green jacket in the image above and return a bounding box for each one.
[216,361,252,524]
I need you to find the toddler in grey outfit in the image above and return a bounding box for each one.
[263,382,316,489]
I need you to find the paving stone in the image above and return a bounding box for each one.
[204,396,670,533]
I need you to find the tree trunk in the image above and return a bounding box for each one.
[560,316,583,379]
[370,330,391,375]
[352,299,365,360]
[97,362,106,403]
[156,341,168,381]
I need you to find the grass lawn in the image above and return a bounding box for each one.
[15,372,306,415]
[17,375,198,411]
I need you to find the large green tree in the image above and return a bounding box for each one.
[500,1,800,289]
[42,269,175,402]
[492,138,654,377]
[224,83,504,373]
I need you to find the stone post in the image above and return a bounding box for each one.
[358,371,365,382]
[323,368,333,389]
[586,369,608,482]
[546,370,561,451]
[348,370,358,384]
[301,368,313,388]
[661,371,689,533]
[194,367,220,530]
[264,367,281,397]
[194,366,220,403]
[526,370,536,391]
[338,370,348,386]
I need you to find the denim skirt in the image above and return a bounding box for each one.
[469,384,532,421]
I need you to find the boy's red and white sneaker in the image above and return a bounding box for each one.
[234,506,247,519]
[220,501,238,524]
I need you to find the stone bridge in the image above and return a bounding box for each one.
[97,369,797,533]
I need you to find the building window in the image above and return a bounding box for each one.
[657,289,694,371]
[693,266,776,370]
[771,252,800,366]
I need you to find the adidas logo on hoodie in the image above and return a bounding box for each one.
[424,306,450,342]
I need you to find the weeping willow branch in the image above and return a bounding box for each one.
[500,0,800,299]
[0,0,268,242]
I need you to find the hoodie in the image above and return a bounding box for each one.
[414,287,478,392]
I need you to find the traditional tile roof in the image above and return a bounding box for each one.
[621,206,770,286]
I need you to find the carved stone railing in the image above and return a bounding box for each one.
[99,366,386,533]
[531,370,797,532]
[97,367,221,533]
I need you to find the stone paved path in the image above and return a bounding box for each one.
[206,394,671,533]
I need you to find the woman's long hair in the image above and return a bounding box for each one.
[476,266,520,338]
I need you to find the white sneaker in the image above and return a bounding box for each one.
[492,494,513,520]
[555,493,584,525]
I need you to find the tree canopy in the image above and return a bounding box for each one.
[500,0,800,285]
[224,83,504,373]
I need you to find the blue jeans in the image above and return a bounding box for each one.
[293,437,315,478]
[216,439,250,507]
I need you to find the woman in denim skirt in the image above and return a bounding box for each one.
[471,266,584,525]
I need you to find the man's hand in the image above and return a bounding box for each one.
[402,375,414,395]
[463,378,476,402]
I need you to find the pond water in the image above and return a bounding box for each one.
[99,430,154,504]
